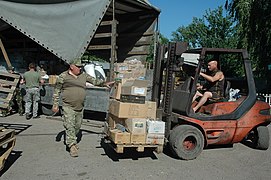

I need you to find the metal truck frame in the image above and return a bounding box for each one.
[0,0,160,113]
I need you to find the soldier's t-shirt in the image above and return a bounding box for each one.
[53,71,103,111]
[23,70,41,88]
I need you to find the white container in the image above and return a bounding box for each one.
[147,120,165,134]
[84,64,96,78]
[84,63,106,81]
[94,64,106,81]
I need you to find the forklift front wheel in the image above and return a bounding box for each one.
[169,125,204,160]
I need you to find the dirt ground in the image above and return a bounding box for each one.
[0,113,271,180]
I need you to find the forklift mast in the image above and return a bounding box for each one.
[152,42,188,138]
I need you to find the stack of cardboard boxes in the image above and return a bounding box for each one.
[113,59,146,80]
[107,60,165,146]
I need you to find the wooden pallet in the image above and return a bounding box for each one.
[0,72,20,109]
[112,143,164,154]
[0,127,16,171]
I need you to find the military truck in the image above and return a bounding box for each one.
[0,0,160,114]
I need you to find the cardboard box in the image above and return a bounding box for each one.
[130,133,146,144]
[109,99,157,119]
[132,68,146,79]
[125,118,147,134]
[109,129,130,144]
[121,79,149,96]
[146,133,164,145]
[107,114,125,129]
[120,94,145,104]
[110,79,130,100]
[147,120,165,134]
[114,71,133,79]
[110,82,122,100]
[146,101,157,119]
[114,63,129,71]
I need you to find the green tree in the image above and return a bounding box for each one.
[171,6,238,49]
[159,33,169,44]
[226,0,271,79]
[171,6,243,76]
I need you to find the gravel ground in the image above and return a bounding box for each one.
[0,113,271,180]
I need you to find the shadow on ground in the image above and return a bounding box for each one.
[0,123,32,135]
[98,138,159,161]
[0,150,22,177]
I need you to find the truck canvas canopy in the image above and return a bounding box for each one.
[0,0,160,64]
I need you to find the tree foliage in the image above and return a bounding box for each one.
[171,6,238,49]
[171,6,243,76]
[226,0,271,78]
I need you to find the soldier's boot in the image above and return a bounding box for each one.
[69,145,78,157]
[25,113,31,120]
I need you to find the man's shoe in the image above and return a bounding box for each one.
[69,145,78,157]
[25,113,31,120]
[33,116,40,119]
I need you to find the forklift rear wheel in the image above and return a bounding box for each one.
[169,125,204,160]
[256,126,269,150]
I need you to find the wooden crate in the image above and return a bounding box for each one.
[0,72,20,109]
[0,127,16,171]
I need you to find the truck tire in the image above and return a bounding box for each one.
[169,125,204,160]
[256,126,269,150]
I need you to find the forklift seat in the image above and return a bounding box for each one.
[223,80,231,101]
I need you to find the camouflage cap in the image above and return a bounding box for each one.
[71,58,83,67]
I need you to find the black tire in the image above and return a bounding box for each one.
[256,126,269,150]
[169,127,180,157]
[169,125,204,160]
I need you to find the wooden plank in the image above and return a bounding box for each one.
[0,38,12,68]
[0,136,15,171]
[136,145,144,152]
[100,21,113,26]
[0,79,18,86]
[0,103,9,109]
[88,45,118,50]
[88,45,112,50]
[0,87,13,93]
[94,33,112,38]
[112,142,162,154]
[0,72,20,79]
[155,145,164,153]
[0,129,14,140]
[127,51,149,55]
[100,20,118,26]
[0,97,9,103]
[135,40,152,46]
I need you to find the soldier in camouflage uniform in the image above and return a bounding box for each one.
[22,63,44,119]
[52,58,113,157]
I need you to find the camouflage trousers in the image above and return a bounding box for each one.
[62,105,83,147]
[15,88,24,115]
[25,87,40,117]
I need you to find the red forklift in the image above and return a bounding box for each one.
[152,42,271,160]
